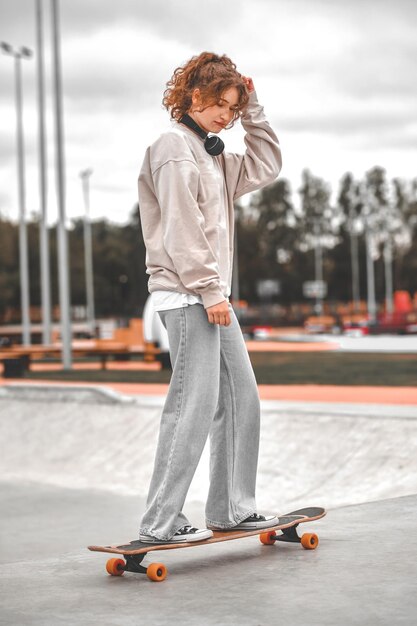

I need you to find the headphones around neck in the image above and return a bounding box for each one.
[179,113,225,156]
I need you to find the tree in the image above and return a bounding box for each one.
[248,178,301,303]
[298,169,339,313]
[0,215,19,317]
[362,167,411,315]
[401,187,417,294]
[234,202,264,303]
[256,179,298,251]
[390,178,415,291]
[337,173,363,310]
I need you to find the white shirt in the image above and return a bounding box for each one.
[152,290,203,312]
[152,290,229,312]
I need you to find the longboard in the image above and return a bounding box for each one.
[88,506,326,581]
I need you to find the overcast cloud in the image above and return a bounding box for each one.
[0,0,416,225]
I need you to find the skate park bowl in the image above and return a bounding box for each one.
[1,383,416,512]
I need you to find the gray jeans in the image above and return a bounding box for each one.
[139,302,260,540]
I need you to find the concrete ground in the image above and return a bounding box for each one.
[1,385,416,625]
[1,482,416,626]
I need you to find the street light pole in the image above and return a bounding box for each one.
[79,169,96,337]
[364,219,377,323]
[362,185,377,324]
[384,234,394,316]
[51,0,72,368]
[1,42,32,345]
[313,218,324,315]
[349,224,361,313]
[35,0,52,345]
[348,185,361,313]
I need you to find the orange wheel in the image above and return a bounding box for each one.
[259,531,276,545]
[106,557,126,576]
[147,562,167,582]
[301,533,319,550]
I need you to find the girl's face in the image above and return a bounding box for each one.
[189,86,240,134]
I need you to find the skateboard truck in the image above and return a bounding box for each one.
[259,522,319,549]
[277,523,303,543]
[123,553,148,575]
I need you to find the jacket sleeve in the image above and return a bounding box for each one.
[222,91,282,201]
[153,159,226,309]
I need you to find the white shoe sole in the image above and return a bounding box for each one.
[208,516,280,531]
[140,529,213,544]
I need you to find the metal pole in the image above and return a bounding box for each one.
[384,236,394,315]
[35,0,52,345]
[348,187,361,312]
[80,169,96,337]
[350,230,360,312]
[348,185,361,313]
[349,201,361,313]
[1,42,32,345]
[313,218,323,315]
[51,0,72,368]
[365,220,376,322]
[15,54,32,345]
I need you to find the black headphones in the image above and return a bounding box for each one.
[179,114,225,156]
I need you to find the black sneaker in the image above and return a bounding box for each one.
[208,513,279,531]
[139,525,213,544]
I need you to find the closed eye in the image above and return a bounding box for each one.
[217,101,239,112]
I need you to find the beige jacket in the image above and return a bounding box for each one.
[138,91,282,309]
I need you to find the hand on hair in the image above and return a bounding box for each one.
[242,76,255,93]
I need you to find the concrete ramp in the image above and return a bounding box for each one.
[1,384,416,511]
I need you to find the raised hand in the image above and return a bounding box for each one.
[241,75,255,93]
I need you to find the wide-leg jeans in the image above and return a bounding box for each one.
[139,303,260,540]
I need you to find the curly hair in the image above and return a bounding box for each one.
[163,52,249,127]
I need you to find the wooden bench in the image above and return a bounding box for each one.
[1,341,170,375]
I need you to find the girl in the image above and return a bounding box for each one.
[138,51,282,543]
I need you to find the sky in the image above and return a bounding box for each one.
[0,0,416,225]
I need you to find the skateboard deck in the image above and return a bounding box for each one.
[88,506,326,581]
